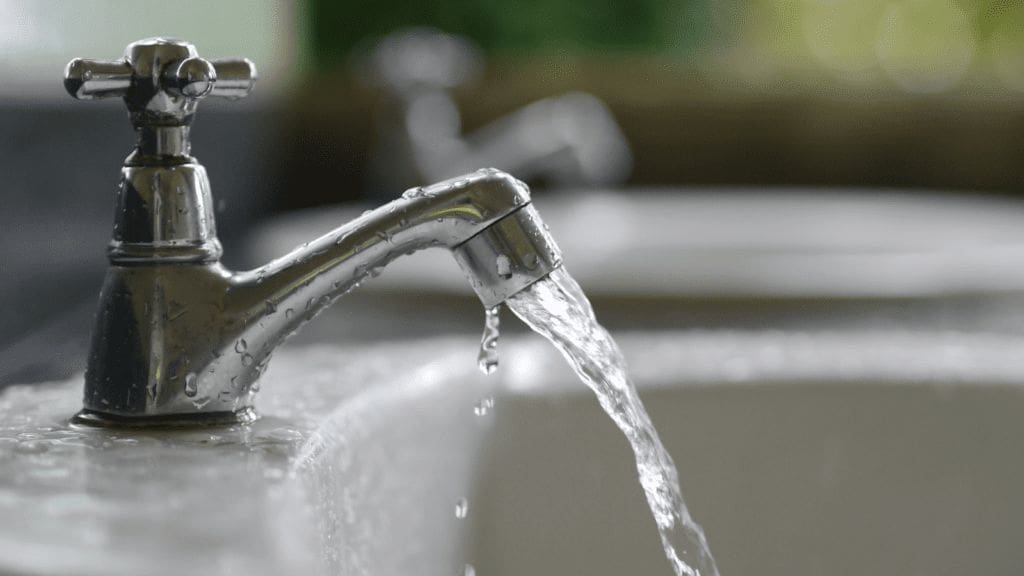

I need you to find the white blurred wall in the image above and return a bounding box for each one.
[0,0,298,99]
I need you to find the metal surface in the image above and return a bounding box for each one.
[65,39,562,425]
[362,27,633,197]
[454,204,562,309]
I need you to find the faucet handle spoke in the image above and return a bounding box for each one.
[63,58,133,100]
[209,58,257,99]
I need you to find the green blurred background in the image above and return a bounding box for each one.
[279,0,1024,207]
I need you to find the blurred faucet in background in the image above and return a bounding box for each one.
[359,27,632,199]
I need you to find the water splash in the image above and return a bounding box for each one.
[507,268,719,576]
[477,306,501,375]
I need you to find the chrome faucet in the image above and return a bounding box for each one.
[64,38,562,427]
[361,27,633,198]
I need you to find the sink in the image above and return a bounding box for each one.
[3,330,1022,575]
[0,339,494,576]
[474,331,1024,576]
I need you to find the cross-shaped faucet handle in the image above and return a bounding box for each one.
[64,37,256,127]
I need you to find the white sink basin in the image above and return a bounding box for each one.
[3,331,1022,575]
[475,331,1024,575]
[0,340,494,576]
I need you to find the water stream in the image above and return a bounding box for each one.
[504,267,720,576]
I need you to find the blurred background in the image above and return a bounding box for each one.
[5,0,1024,385]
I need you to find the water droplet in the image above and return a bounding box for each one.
[455,497,469,519]
[401,186,424,199]
[473,397,494,416]
[376,230,392,243]
[235,339,247,353]
[285,308,294,319]
[523,253,539,269]
[265,300,277,314]
[361,209,373,217]
[477,306,501,374]
[241,353,255,367]
[495,255,513,279]
[183,373,198,397]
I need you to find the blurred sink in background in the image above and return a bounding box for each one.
[469,330,1024,576]
[247,188,1024,342]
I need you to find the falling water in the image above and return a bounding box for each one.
[505,267,719,576]
[477,306,501,375]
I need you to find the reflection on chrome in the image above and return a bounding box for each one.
[360,27,632,197]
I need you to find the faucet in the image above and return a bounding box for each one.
[361,27,633,199]
[64,38,563,427]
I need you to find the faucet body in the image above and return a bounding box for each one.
[68,39,562,426]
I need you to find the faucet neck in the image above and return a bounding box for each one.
[127,125,195,166]
[108,150,222,265]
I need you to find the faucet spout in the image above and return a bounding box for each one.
[77,169,562,426]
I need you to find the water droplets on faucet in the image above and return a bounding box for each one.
[401,186,425,199]
[183,372,198,397]
[235,339,248,354]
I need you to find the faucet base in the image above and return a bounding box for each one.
[70,407,258,429]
